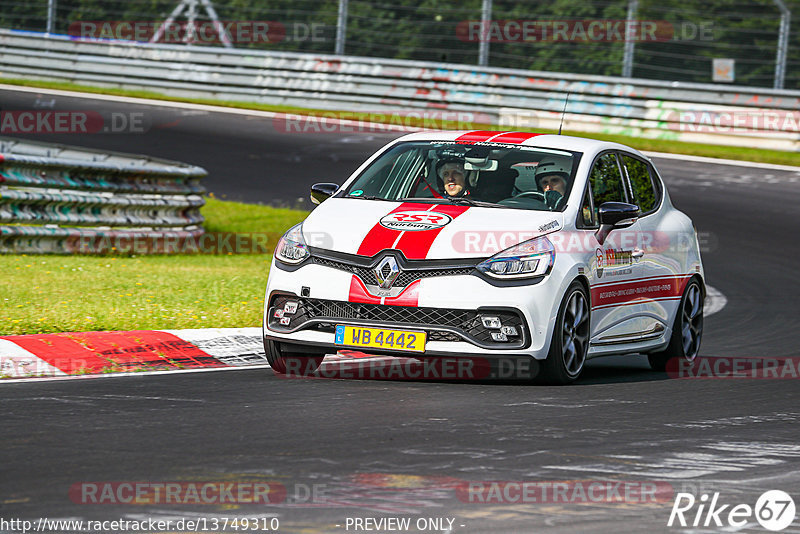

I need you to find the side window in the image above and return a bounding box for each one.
[589,153,626,208]
[623,155,658,213]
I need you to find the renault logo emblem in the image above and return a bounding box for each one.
[374,256,400,289]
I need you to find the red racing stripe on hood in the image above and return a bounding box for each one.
[356,202,428,257]
[394,204,469,259]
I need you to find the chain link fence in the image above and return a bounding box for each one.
[1,0,797,90]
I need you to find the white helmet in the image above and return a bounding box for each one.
[534,156,572,188]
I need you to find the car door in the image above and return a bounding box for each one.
[582,152,649,346]
[619,153,682,333]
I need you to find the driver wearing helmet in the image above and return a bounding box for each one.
[437,159,470,198]
[535,159,570,209]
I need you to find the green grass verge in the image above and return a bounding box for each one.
[202,196,307,235]
[2,77,799,167]
[0,199,309,336]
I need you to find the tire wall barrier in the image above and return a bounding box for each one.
[0,136,206,254]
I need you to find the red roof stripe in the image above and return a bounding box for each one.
[454,130,506,143]
[488,132,544,144]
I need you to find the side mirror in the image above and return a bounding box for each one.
[596,202,640,245]
[310,183,339,205]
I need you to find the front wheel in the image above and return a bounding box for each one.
[648,278,704,371]
[539,282,591,385]
[263,338,324,375]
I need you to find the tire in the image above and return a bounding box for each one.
[263,338,324,375]
[648,278,704,371]
[539,281,591,385]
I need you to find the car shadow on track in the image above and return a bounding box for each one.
[578,353,669,385]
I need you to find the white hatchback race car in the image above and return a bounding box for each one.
[263,130,704,383]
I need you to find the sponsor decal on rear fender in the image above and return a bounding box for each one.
[379,211,453,231]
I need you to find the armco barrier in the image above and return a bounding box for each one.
[1,29,799,150]
[0,136,206,254]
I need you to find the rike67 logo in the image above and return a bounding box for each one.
[669,490,796,531]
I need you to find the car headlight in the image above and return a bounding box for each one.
[275,223,309,264]
[476,236,555,279]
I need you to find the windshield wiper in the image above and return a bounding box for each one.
[398,196,506,208]
[443,197,506,208]
[346,195,390,201]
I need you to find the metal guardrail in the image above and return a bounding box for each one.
[1,29,799,150]
[0,136,206,254]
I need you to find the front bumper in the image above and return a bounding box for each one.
[267,292,528,350]
[263,257,568,359]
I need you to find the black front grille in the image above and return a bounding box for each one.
[311,256,474,288]
[428,330,462,342]
[269,294,526,348]
[305,299,475,326]
[312,257,370,280]
[394,267,474,287]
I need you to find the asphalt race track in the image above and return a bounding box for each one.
[2,87,800,533]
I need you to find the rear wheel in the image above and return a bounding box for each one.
[648,278,704,371]
[263,338,324,375]
[539,282,591,385]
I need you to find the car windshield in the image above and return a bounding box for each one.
[343,141,581,211]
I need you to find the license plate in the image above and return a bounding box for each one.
[334,325,426,353]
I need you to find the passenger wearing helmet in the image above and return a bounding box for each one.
[437,159,470,197]
[535,158,571,209]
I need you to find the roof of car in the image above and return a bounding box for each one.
[392,130,647,159]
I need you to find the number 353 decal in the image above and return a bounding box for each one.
[379,211,453,231]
